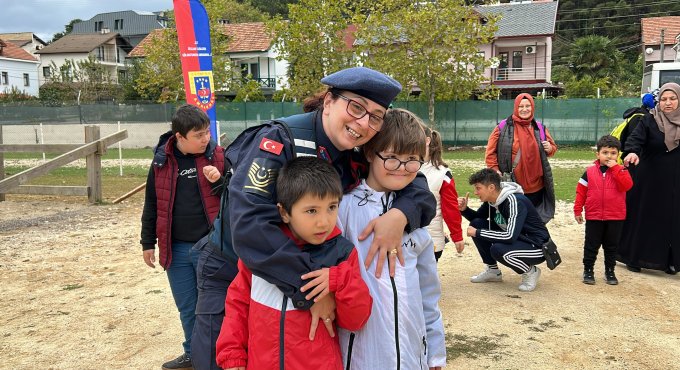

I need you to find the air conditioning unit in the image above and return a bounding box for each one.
[525,46,536,54]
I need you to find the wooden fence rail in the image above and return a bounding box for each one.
[0,126,128,203]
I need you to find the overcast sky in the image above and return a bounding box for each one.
[0,0,173,42]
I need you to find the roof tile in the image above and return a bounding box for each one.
[0,39,38,62]
[641,16,680,45]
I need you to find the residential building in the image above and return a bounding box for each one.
[641,16,680,66]
[36,33,131,85]
[0,32,47,58]
[0,39,40,96]
[477,0,561,99]
[71,10,168,49]
[129,22,289,98]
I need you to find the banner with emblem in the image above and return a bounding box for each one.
[174,0,218,139]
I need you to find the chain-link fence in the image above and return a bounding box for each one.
[0,98,641,148]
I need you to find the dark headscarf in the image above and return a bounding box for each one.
[652,82,680,151]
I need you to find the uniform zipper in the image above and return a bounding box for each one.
[390,263,400,370]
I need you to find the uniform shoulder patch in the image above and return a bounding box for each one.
[243,158,280,198]
[259,137,283,155]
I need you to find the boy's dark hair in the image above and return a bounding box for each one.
[276,157,343,213]
[469,168,501,189]
[362,108,426,159]
[596,135,621,151]
[171,104,210,137]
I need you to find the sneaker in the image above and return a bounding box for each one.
[162,353,193,370]
[605,268,619,285]
[470,267,503,283]
[583,268,595,285]
[518,266,541,292]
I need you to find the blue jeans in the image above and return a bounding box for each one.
[167,240,200,355]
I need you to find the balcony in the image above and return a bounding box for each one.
[493,67,546,82]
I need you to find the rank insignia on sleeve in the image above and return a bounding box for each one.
[243,158,279,197]
[259,137,283,155]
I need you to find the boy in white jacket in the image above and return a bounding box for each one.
[337,108,446,370]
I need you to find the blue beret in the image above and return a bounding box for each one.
[642,93,656,109]
[321,67,402,109]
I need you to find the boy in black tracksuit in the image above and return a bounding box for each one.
[458,168,549,292]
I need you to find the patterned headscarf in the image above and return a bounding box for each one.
[652,82,680,151]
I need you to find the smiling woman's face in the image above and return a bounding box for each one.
[321,91,385,151]
[659,90,679,113]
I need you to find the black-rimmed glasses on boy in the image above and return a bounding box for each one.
[335,93,385,132]
[374,152,423,173]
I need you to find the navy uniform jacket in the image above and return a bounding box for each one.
[226,110,436,309]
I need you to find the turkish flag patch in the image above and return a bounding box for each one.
[259,137,283,155]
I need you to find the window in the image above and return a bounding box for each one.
[43,66,51,78]
[23,73,30,86]
[512,51,523,71]
[114,19,123,30]
[250,63,259,79]
[118,69,128,82]
[97,46,105,61]
[95,21,103,32]
[497,52,509,80]
[1,72,7,85]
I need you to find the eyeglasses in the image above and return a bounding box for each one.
[335,93,385,132]
[374,152,423,173]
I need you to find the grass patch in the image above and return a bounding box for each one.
[2,148,153,160]
[445,332,506,361]
[443,146,593,202]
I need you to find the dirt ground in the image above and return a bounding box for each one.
[1,190,679,370]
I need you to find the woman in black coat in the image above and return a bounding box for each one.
[618,82,680,274]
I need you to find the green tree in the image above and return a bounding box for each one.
[268,0,356,101]
[354,0,497,126]
[132,0,266,102]
[233,78,266,101]
[51,19,81,43]
[245,0,298,18]
[568,35,623,79]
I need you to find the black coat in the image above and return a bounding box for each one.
[617,114,680,271]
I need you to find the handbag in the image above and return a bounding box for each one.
[541,238,561,270]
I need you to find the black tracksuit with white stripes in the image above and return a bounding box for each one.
[462,189,549,274]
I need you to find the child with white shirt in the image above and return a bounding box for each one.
[337,108,446,370]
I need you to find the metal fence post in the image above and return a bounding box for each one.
[454,100,458,147]
[594,98,600,143]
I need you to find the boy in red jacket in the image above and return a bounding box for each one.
[215,157,372,370]
[574,135,633,285]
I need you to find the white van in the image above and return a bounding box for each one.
[642,62,680,94]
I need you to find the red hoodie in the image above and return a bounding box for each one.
[215,226,372,370]
[574,160,633,220]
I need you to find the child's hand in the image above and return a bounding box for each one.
[575,215,584,224]
[604,159,617,168]
[143,249,155,268]
[301,268,330,302]
[466,226,477,237]
[458,192,469,211]
[454,240,465,253]
[203,165,221,183]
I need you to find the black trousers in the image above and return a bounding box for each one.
[583,220,624,269]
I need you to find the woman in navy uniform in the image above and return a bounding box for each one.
[191,67,436,370]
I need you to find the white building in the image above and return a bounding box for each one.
[0,39,40,96]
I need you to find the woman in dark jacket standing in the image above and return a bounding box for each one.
[619,82,680,274]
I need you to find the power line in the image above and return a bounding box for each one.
[557,0,679,15]
[556,9,680,23]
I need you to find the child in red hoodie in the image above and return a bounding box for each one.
[215,157,372,370]
[574,135,633,285]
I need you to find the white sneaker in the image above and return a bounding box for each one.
[470,267,503,283]
[518,266,541,292]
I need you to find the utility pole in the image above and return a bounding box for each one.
[660,29,666,63]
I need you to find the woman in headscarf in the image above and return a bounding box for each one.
[619,82,680,274]
[485,93,558,223]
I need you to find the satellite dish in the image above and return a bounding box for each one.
[645,47,654,55]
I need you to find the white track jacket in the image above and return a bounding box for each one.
[337,180,446,369]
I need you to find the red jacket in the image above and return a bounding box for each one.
[215,226,372,370]
[574,161,633,221]
[153,134,224,268]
